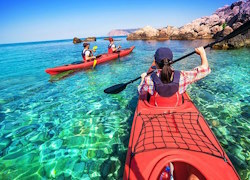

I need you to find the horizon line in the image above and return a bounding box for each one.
[0,35,127,46]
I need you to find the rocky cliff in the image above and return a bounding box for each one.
[127,0,250,49]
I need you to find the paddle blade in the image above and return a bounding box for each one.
[93,59,97,68]
[104,83,127,94]
[93,46,98,51]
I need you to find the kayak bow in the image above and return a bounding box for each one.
[123,66,240,180]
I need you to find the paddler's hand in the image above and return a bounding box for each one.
[139,72,147,86]
[195,46,208,67]
[195,47,206,56]
[92,56,96,59]
[141,72,147,79]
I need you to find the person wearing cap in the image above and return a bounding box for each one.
[82,43,96,62]
[138,47,211,106]
[108,37,121,53]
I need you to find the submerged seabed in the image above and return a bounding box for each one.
[0,38,249,179]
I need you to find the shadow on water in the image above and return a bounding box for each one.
[48,58,124,83]
[99,95,138,179]
[0,105,5,122]
[49,70,78,82]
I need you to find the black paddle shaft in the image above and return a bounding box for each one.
[104,21,250,94]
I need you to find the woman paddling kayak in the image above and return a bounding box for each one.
[138,47,211,106]
[123,47,240,179]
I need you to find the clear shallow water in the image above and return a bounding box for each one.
[0,38,249,179]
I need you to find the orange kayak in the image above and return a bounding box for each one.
[45,46,135,75]
[123,68,239,180]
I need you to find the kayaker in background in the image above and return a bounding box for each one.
[82,43,96,62]
[108,37,121,53]
[138,47,210,106]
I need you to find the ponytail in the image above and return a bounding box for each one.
[155,58,173,84]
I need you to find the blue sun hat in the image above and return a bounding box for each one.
[154,47,173,63]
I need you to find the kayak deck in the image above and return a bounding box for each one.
[132,112,223,158]
[45,46,135,75]
[124,93,239,180]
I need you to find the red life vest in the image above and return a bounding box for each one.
[149,71,183,107]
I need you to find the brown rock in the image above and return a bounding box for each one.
[213,29,250,49]
[206,14,221,27]
[158,29,169,39]
[211,25,223,35]
[127,26,159,40]
[225,15,233,23]
[233,6,240,15]
[220,18,226,25]
[83,37,96,42]
[232,22,243,30]
[197,26,212,38]
[223,26,233,36]
[177,25,197,40]
[73,37,83,44]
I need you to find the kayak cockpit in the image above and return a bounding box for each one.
[156,161,206,180]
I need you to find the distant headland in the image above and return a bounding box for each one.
[108,29,138,36]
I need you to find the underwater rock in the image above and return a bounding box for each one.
[13,124,40,137]
[81,174,91,179]
[100,158,117,178]
[2,149,26,160]
[212,120,220,127]
[228,153,248,169]
[240,105,250,118]
[73,162,85,177]
[45,122,54,129]
[3,121,21,130]
[95,149,106,158]
[39,139,63,152]
[0,137,11,152]
[87,150,96,159]
[66,136,86,147]
[49,139,63,150]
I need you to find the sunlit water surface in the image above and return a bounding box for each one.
[0,38,249,179]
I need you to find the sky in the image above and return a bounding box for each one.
[0,0,237,44]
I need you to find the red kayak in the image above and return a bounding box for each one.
[45,46,135,75]
[124,67,240,180]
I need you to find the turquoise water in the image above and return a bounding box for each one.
[0,37,249,179]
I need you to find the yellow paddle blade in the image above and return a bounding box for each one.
[93,59,97,68]
[93,46,98,51]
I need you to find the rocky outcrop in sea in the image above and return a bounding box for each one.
[127,0,250,49]
[73,37,96,44]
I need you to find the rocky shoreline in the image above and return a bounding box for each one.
[127,0,250,49]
